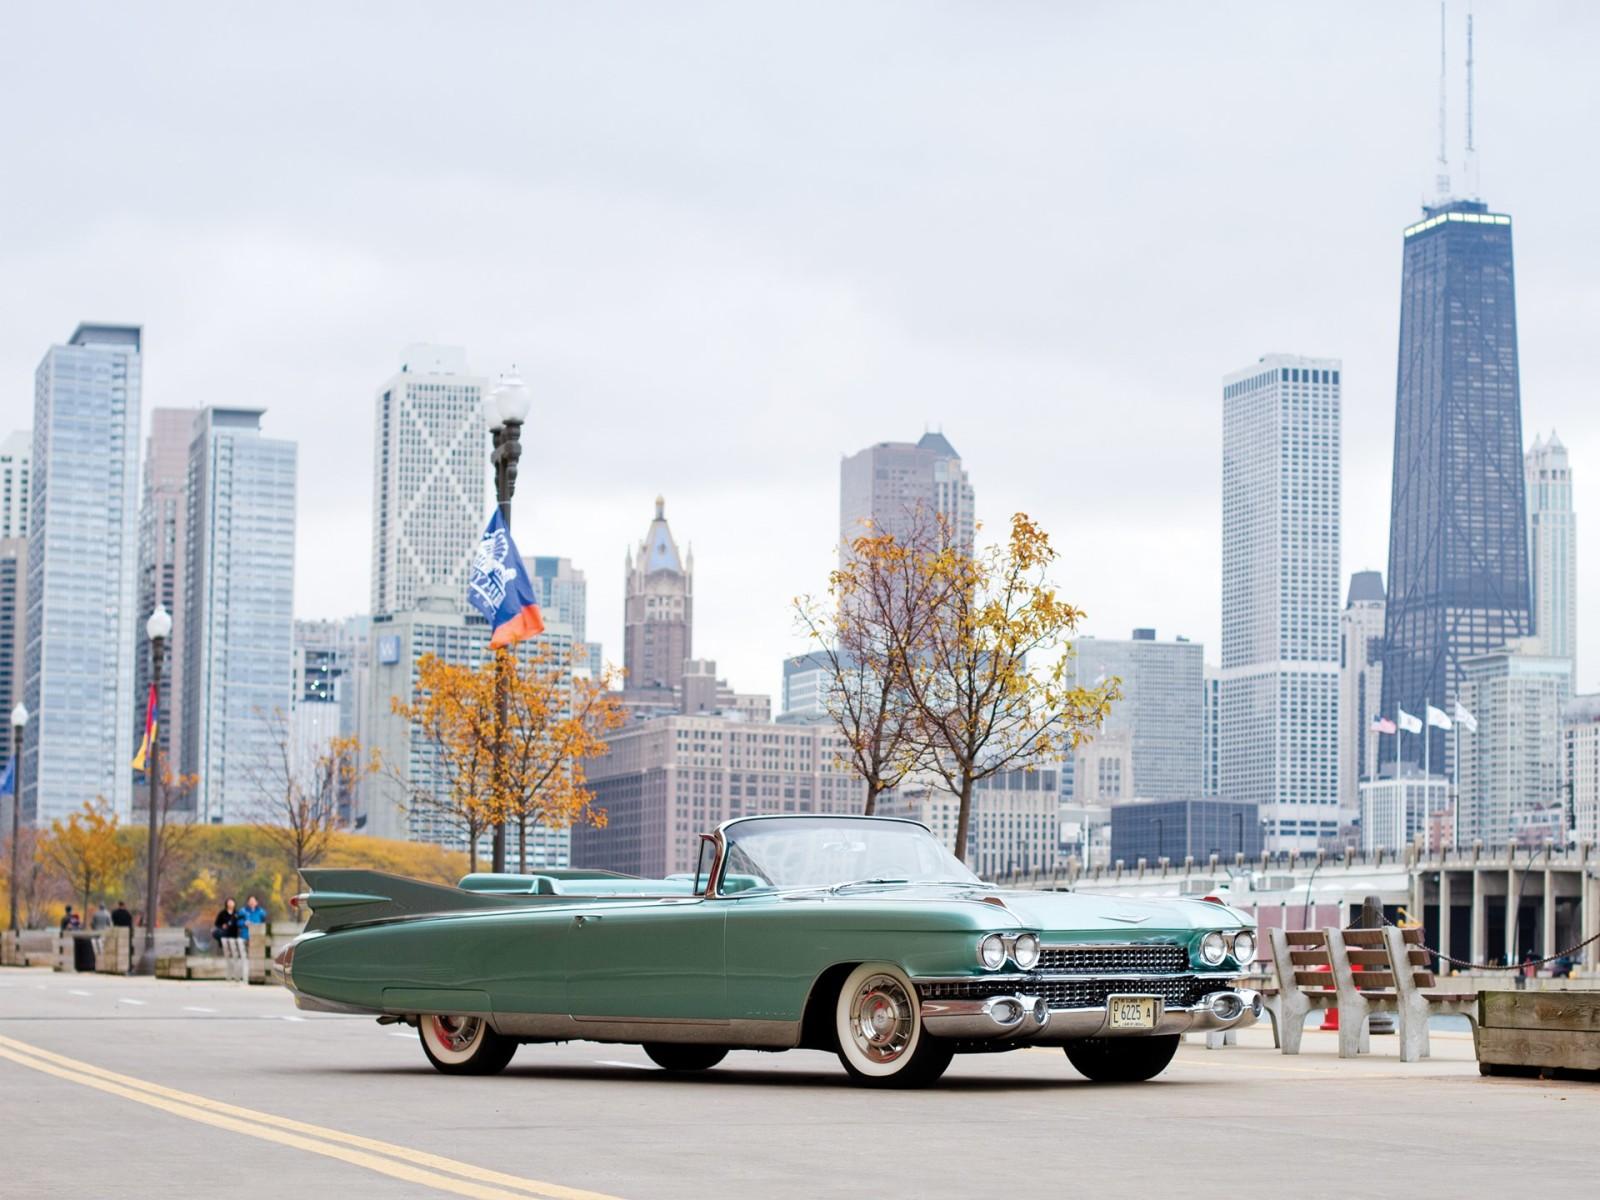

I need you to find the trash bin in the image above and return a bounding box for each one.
[72,932,97,972]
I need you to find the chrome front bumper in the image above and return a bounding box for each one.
[921,988,1262,1043]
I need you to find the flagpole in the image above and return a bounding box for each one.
[486,372,530,875]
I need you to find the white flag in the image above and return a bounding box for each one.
[1452,701,1478,733]
[1396,708,1423,734]
[1425,704,1452,730]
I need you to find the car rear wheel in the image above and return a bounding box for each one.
[418,1015,517,1075]
[834,962,953,1088]
[642,1043,729,1072]
[1063,1035,1179,1082]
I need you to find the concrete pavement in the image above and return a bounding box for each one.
[0,968,1593,1199]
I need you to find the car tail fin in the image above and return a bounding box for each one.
[296,868,515,932]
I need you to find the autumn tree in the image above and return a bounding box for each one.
[899,513,1118,861]
[37,799,136,915]
[495,646,626,872]
[3,825,66,930]
[394,647,624,874]
[251,710,381,878]
[794,508,957,814]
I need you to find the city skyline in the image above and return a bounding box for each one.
[2,4,1598,707]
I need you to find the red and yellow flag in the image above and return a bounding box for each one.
[132,684,159,772]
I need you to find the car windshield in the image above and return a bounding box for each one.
[719,817,980,892]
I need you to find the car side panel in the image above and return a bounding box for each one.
[291,907,569,1015]
[722,898,1010,1021]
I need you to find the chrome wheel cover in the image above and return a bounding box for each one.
[429,1015,482,1053]
[849,974,915,1064]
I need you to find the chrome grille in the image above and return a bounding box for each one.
[1036,943,1188,974]
[920,975,1208,1010]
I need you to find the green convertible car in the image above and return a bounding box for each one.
[279,814,1260,1087]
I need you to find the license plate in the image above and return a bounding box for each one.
[1107,995,1158,1030]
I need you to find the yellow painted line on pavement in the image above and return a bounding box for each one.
[0,1034,623,1200]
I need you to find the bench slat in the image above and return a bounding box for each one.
[1293,971,1337,988]
[1285,931,1327,946]
[1354,972,1396,990]
[1289,950,1330,966]
[1342,930,1386,947]
[1347,949,1390,966]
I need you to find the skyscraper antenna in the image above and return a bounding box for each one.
[1435,1,1450,201]
[1464,6,1477,196]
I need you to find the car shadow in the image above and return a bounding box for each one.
[277,1062,1200,1091]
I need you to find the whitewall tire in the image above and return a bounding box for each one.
[418,1014,518,1075]
[833,962,953,1088]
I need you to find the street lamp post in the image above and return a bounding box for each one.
[8,702,26,934]
[136,605,172,976]
[486,372,530,874]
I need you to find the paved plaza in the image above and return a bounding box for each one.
[0,969,1593,1199]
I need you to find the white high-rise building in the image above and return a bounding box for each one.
[839,432,975,555]
[1457,641,1573,848]
[0,429,28,540]
[1338,571,1385,826]
[371,346,488,619]
[1525,431,1576,664]
[1220,355,1342,853]
[181,408,297,823]
[1565,694,1600,849]
[22,324,143,822]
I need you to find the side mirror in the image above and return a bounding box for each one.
[692,835,717,896]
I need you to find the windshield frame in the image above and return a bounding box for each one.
[709,814,979,897]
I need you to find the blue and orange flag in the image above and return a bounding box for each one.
[467,509,545,649]
[132,684,158,772]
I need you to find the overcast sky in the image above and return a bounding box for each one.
[2,1,1595,699]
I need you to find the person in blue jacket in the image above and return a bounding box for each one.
[239,895,267,942]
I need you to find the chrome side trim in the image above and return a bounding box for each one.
[292,992,383,1016]
[912,971,1241,986]
[487,1012,801,1048]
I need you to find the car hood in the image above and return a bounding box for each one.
[826,882,1250,936]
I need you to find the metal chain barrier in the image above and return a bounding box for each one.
[1383,914,1600,973]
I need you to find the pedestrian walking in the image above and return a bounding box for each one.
[59,906,81,932]
[90,902,112,931]
[212,897,246,984]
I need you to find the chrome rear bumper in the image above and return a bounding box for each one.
[922,988,1262,1043]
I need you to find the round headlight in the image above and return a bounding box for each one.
[1199,931,1227,966]
[1232,930,1256,965]
[978,933,1008,970]
[1012,933,1041,971]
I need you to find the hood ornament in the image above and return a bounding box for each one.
[1105,911,1151,924]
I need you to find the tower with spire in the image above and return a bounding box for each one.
[623,496,693,695]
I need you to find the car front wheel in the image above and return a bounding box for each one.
[418,1015,518,1075]
[834,962,953,1088]
[1063,1035,1179,1082]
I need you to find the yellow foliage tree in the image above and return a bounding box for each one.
[394,646,625,873]
[794,506,957,814]
[899,513,1119,861]
[37,799,137,916]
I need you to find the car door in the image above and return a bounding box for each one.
[565,899,728,1021]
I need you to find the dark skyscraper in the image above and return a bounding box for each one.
[1381,199,1530,770]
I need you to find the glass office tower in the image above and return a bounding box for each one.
[1381,199,1531,771]
[23,324,143,822]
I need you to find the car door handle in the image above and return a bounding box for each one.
[573,914,601,927]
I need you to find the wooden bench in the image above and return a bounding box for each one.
[1267,925,1476,1060]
